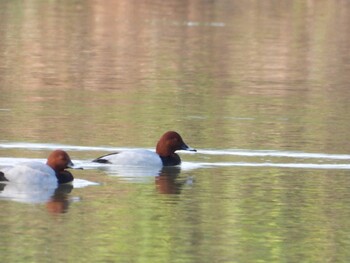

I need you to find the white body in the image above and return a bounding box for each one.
[100,149,163,167]
[2,161,58,187]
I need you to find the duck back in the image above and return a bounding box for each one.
[3,162,57,186]
[93,149,163,167]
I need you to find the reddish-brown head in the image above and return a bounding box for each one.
[46,150,74,172]
[156,131,196,157]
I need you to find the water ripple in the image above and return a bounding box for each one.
[1,142,350,171]
[182,162,350,170]
[1,142,350,160]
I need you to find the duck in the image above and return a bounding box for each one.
[0,150,74,186]
[92,131,196,166]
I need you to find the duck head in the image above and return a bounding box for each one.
[46,150,74,173]
[156,131,196,157]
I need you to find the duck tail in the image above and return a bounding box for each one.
[92,152,120,164]
[92,158,110,164]
[0,171,8,182]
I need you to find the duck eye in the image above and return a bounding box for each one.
[60,155,67,161]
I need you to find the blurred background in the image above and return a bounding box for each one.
[1,1,350,262]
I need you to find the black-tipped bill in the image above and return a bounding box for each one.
[67,160,75,169]
[67,161,84,170]
[181,144,197,152]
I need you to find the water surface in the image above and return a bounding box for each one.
[1,1,350,262]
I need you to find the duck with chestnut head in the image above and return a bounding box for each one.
[93,131,196,167]
[0,150,75,186]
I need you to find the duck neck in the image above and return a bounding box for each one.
[159,154,181,166]
[156,143,174,157]
[46,161,61,173]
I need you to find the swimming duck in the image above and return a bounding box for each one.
[92,131,196,166]
[0,150,74,186]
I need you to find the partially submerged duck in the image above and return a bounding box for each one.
[0,150,75,186]
[93,131,196,167]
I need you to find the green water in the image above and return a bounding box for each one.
[1,1,350,262]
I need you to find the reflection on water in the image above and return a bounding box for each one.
[0,182,58,204]
[2,155,350,262]
[93,162,161,180]
[0,181,74,214]
[155,167,195,195]
[45,184,73,214]
[1,0,350,262]
[0,178,98,213]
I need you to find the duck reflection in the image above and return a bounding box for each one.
[94,165,162,182]
[45,184,73,214]
[93,164,194,194]
[46,179,99,214]
[0,173,98,214]
[0,182,73,212]
[156,167,194,194]
[0,182,59,204]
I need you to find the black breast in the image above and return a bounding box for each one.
[56,171,74,184]
[160,154,181,166]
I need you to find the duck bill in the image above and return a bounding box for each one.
[67,160,75,169]
[67,160,84,170]
[181,143,197,152]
